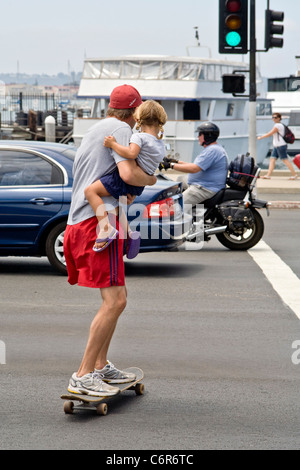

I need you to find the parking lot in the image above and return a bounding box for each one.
[0,209,300,450]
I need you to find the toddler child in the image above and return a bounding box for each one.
[84,100,167,258]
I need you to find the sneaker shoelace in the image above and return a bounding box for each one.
[91,371,104,382]
[106,361,122,377]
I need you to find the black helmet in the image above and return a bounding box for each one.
[196,122,220,146]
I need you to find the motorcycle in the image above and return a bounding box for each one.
[185,167,270,250]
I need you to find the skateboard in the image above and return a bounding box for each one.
[61,367,144,416]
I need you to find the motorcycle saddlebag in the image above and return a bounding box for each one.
[218,200,255,230]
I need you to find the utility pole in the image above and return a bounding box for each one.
[248,0,257,161]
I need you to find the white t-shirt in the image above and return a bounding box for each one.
[273,123,286,147]
[68,118,131,225]
[130,132,166,175]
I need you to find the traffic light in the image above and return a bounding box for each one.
[219,0,248,54]
[222,74,245,94]
[265,9,284,50]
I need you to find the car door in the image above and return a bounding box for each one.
[0,148,64,248]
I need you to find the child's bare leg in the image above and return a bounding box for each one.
[84,181,115,249]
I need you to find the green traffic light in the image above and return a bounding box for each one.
[226,31,241,47]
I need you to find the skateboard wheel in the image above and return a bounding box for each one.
[135,383,145,395]
[64,401,74,414]
[96,403,108,416]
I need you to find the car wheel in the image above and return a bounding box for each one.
[45,221,67,275]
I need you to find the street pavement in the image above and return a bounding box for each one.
[0,209,299,450]
[0,168,299,450]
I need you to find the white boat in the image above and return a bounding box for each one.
[73,55,273,164]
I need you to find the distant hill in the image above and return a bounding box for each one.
[0,71,82,86]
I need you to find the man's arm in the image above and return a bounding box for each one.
[172,161,201,174]
[117,159,157,186]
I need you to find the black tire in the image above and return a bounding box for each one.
[45,221,67,275]
[216,208,264,251]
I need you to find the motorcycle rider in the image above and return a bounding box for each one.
[159,122,229,206]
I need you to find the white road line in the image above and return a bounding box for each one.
[249,240,300,320]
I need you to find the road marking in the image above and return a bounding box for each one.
[249,240,300,320]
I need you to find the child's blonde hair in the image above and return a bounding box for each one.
[134,100,167,139]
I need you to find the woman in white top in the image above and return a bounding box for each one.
[257,113,298,180]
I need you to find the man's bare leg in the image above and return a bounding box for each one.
[76,286,127,377]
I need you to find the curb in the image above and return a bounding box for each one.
[269,201,300,209]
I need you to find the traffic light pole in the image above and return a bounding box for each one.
[219,0,283,161]
[249,0,257,161]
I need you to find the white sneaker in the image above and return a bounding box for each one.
[95,361,136,384]
[68,371,120,397]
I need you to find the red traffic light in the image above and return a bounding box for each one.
[226,0,242,13]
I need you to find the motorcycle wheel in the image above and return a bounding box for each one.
[216,208,264,251]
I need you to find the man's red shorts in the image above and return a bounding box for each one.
[63,216,125,288]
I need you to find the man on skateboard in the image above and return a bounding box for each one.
[64,85,155,397]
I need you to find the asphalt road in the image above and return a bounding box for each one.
[0,209,299,450]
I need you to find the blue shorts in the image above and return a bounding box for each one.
[271,145,288,160]
[100,168,144,200]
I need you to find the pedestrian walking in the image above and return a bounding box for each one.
[257,113,298,180]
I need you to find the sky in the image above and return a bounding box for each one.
[1,0,300,78]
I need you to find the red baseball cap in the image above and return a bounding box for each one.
[109,84,142,109]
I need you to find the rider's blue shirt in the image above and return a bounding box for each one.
[187,143,229,192]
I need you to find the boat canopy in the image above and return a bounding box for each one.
[78,55,254,100]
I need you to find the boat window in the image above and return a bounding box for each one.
[101,61,121,79]
[215,66,223,81]
[221,65,230,75]
[83,61,102,78]
[256,103,272,116]
[206,103,210,117]
[122,61,141,79]
[289,111,300,126]
[268,78,288,92]
[268,77,300,92]
[199,67,205,80]
[226,103,235,116]
[290,78,300,91]
[179,63,201,80]
[140,61,161,79]
[183,101,200,120]
[160,62,179,79]
[82,59,248,82]
[206,65,215,81]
